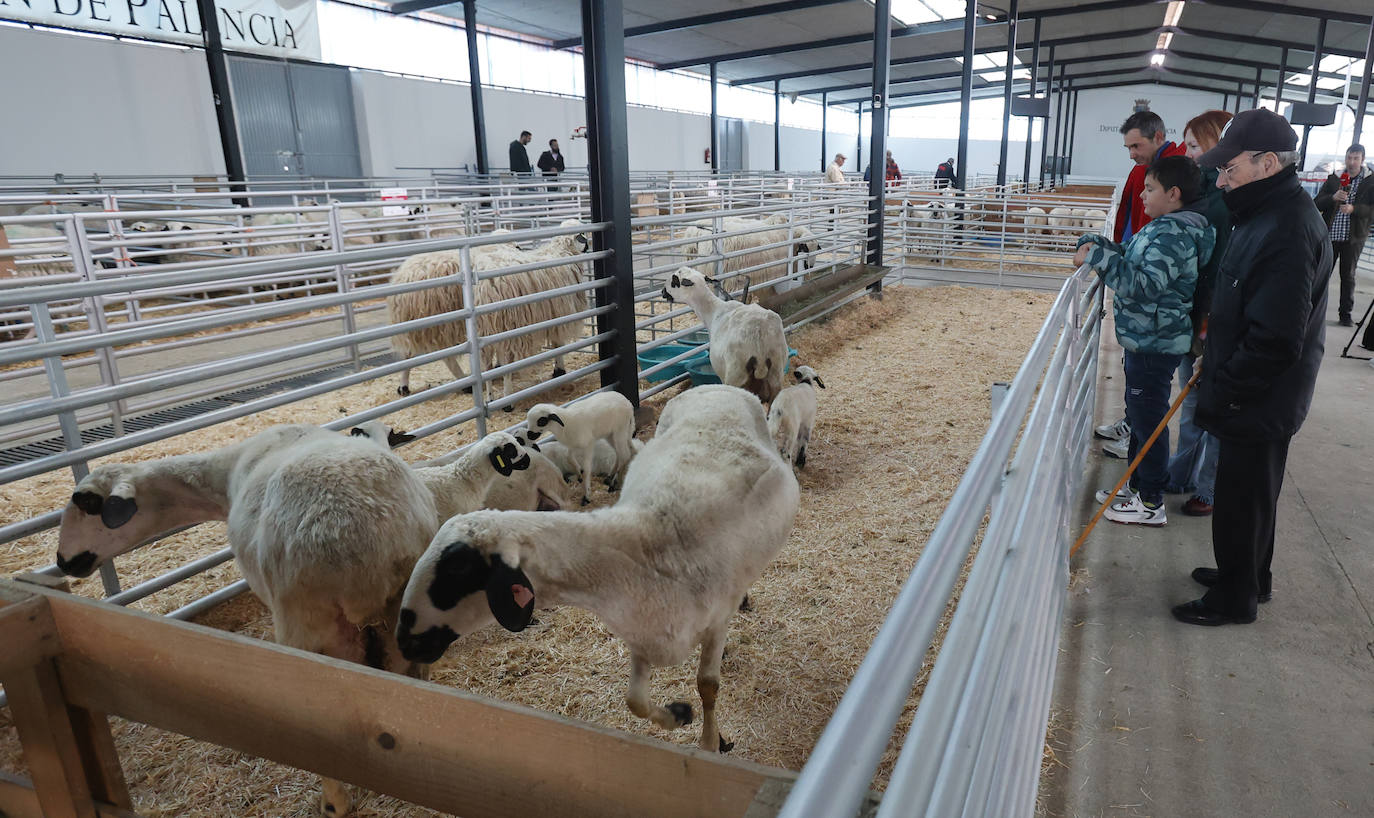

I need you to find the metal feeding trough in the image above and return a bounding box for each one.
[637,344,709,382]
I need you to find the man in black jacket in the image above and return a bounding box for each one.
[1180,109,1331,626]
[536,138,566,179]
[509,131,533,174]
[1313,144,1373,327]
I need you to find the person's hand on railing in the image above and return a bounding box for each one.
[1072,244,1090,267]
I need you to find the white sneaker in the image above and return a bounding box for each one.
[1095,487,1135,504]
[1104,494,1167,526]
[1094,417,1131,441]
[1101,437,1130,459]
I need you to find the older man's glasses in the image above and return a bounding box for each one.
[1218,151,1268,177]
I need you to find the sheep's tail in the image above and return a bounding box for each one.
[744,355,776,402]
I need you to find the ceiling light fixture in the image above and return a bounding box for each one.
[1150,53,1167,67]
[1163,1,1185,28]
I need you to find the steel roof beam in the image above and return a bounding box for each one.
[388,0,460,14]
[547,0,852,49]
[1188,0,1372,27]
[1167,26,1364,59]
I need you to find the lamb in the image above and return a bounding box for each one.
[525,391,636,506]
[394,384,801,754]
[539,437,645,486]
[385,220,590,406]
[55,425,532,816]
[767,365,825,468]
[661,267,789,406]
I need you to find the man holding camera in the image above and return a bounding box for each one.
[1315,144,1373,327]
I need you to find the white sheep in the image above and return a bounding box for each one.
[525,391,636,506]
[767,365,825,468]
[1081,209,1109,233]
[661,267,789,406]
[538,437,645,486]
[394,384,801,753]
[680,215,817,292]
[908,199,956,264]
[55,425,533,816]
[0,223,73,275]
[385,220,589,407]
[1048,206,1078,235]
[1022,206,1049,235]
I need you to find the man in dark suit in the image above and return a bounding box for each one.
[509,131,532,174]
[537,138,566,179]
[1179,109,1332,626]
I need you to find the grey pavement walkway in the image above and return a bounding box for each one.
[1043,270,1374,817]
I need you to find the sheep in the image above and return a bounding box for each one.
[525,391,636,506]
[1080,209,1110,233]
[539,437,645,486]
[679,215,817,293]
[908,199,956,264]
[1047,206,1078,235]
[55,425,533,816]
[1022,206,1049,235]
[394,384,801,754]
[125,220,237,267]
[0,223,73,275]
[661,267,788,406]
[767,365,825,468]
[243,211,331,257]
[385,220,590,406]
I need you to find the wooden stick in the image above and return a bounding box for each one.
[1070,361,1202,557]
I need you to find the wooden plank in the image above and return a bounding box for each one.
[5,660,98,818]
[0,771,142,818]
[0,225,16,277]
[12,571,72,592]
[0,596,61,677]
[67,707,133,810]
[20,581,795,818]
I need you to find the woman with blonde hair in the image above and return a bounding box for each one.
[1167,109,1233,518]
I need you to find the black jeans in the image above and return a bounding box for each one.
[1331,239,1362,320]
[1203,436,1291,617]
[1122,350,1182,503]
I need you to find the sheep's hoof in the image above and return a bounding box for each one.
[396,385,411,397]
[738,594,753,613]
[667,701,693,727]
[502,405,514,413]
[580,496,591,507]
[719,735,736,754]
[551,367,566,378]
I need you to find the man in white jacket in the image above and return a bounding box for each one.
[825,153,847,183]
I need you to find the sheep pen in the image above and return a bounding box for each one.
[0,284,1055,817]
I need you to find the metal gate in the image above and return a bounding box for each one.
[716,117,746,172]
[228,57,363,179]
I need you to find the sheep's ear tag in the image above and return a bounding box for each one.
[486,558,535,632]
[388,430,416,447]
[101,496,138,529]
[815,377,827,389]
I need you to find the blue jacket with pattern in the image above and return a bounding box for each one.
[1076,209,1215,355]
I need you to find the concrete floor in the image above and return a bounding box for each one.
[1043,272,1374,817]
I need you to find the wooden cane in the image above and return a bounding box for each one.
[1070,361,1203,557]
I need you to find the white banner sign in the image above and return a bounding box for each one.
[0,0,321,60]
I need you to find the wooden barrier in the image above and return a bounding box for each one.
[0,580,798,818]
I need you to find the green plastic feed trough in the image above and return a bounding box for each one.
[637,344,709,383]
[687,348,798,387]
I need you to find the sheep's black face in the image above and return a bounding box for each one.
[396,608,457,664]
[489,442,530,476]
[56,549,98,578]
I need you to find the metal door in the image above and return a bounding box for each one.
[717,118,746,172]
[229,57,362,179]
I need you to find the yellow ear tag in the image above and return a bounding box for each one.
[495,454,507,469]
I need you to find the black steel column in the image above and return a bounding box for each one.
[580,0,639,407]
[856,102,863,172]
[1235,82,1243,113]
[195,0,245,199]
[867,0,892,268]
[1355,18,1374,144]
[1067,88,1079,179]
[955,0,976,191]
[996,0,1018,188]
[775,79,782,172]
[1276,46,1288,112]
[1024,17,1041,188]
[1299,18,1326,171]
[1040,45,1055,188]
[710,62,719,172]
[821,92,828,172]
[1253,66,1262,107]
[1051,62,1065,188]
[464,0,489,175]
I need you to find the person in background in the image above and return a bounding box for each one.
[825,153,847,183]
[935,157,957,188]
[1180,108,1330,626]
[1314,144,1373,327]
[1164,110,1234,518]
[885,150,902,182]
[536,138,565,179]
[1075,155,1215,527]
[509,131,533,174]
[1096,111,1189,459]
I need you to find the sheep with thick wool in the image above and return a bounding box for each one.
[385,220,589,406]
[54,424,535,816]
[394,384,800,754]
[661,267,789,406]
[525,391,636,506]
[679,215,817,291]
[767,365,825,468]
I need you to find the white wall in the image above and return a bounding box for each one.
[351,72,474,176]
[0,27,225,177]
[1056,83,1228,179]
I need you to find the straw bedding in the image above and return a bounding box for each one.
[0,284,1054,816]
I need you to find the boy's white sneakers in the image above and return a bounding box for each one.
[1101,437,1130,459]
[1104,494,1168,526]
[1094,417,1131,441]
[1095,487,1135,505]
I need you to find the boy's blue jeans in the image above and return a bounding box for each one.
[1166,353,1218,503]
[1123,350,1183,505]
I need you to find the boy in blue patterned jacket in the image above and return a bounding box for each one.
[1074,155,1216,526]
